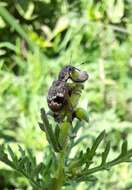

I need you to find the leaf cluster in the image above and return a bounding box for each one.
[0,120,132,190]
[0,144,57,190]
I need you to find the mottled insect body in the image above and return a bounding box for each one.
[47,65,88,122]
[47,80,69,112]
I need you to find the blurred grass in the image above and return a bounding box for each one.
[0,0,132,189]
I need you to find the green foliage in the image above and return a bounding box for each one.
[0,0,132,189]
[0,116,132,189]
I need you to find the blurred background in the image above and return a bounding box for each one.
[0,0,132,189]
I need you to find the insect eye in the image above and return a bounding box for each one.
[68,67,73,72]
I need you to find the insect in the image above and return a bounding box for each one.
[47,65,88,122]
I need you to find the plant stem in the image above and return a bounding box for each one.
[74,151,132,181]
[53,149,66,190]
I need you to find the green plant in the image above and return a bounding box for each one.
[0,66,132,190]
[0,0,132,189]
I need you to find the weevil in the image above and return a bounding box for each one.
[47,65,88,122]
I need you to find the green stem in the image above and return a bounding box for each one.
[74,151,132,181]
[53,150,66,190]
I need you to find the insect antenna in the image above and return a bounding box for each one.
[76,60,89,67]
[69,53,72,65]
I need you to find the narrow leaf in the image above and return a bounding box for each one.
[121,140,128,156]
[75,107,89,122]
[27,149,36,167]
[7,145,18,162]
[18,145,25,157]
[38,122,45,132]
[55,125,60,140]
[72,121,81,134]
[18,158,25,169]
[101,141,111,165]
[0,145,14,167]
[90,130,105,156]
[75,175,97,183]
[40,108,60,152]
[33,162,44,177]
[25,159,32,176]
[86,130,105,167]
[55,124,61,149]
[73,135,89,147]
